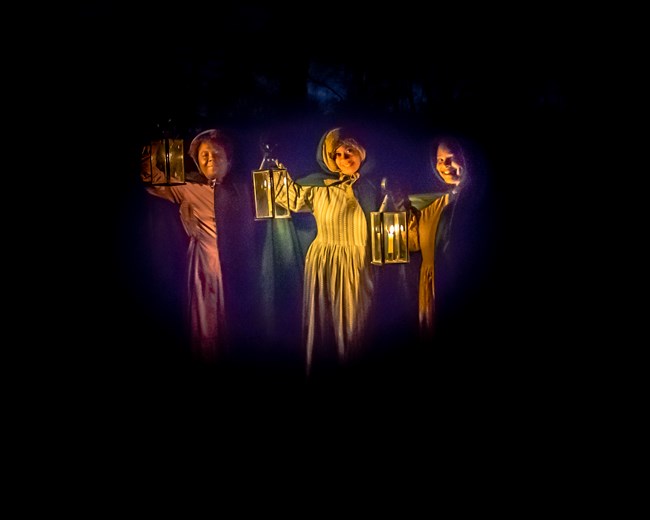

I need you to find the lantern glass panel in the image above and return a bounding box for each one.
[253,169,274,219]
[149,138,185,186]
[272,169,291,219]
[370,212,384,265]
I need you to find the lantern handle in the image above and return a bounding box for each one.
[378,175,411,212]
[259,141,283,170]
[376,177,387,212]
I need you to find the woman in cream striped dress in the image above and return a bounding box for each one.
[278,127,380,379]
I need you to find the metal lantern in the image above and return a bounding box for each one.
[371,210,409,265]
[371,178,409,265]
[252,142,291,220]
[144,133,186,186]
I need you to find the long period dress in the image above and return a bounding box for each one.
[142,151,305,369]
[408,192,454,341]
[282,173,376,376]
[141,161,226,362]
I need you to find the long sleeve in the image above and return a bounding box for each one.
[407,208,421,252]
[273,170,314,213]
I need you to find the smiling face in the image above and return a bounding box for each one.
[435,141,463,186]
[333,144,363,175]
[197,141,229,183]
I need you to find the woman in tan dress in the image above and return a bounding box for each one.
[407,136,467,343]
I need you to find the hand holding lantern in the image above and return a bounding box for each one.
[252,141,291,220]
[143,122,186,187]
[371,177,409,265]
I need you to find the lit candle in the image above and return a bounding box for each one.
[393,215,400,259]
[387,224,394,256]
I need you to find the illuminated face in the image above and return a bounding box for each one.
[334,144,363,176]
[198,141,229,183]
[435,142,462,186]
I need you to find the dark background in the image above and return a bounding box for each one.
[43,3,584,436]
